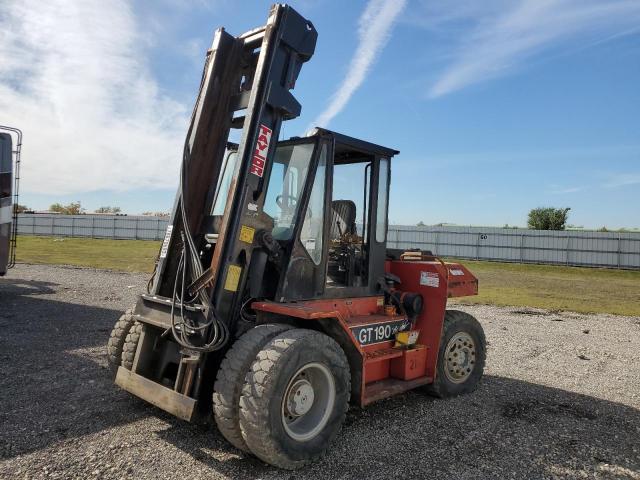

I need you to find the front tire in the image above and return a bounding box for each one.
[213,323,292,452]
[239,329,350,469]
[427,310,486,398]
[106,308,136,373]
[120,321,143,370]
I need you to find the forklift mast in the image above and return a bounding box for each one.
[145,5,317,347]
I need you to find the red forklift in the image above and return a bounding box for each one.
[108,4,485,469]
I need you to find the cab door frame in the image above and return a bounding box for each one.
[322,148,389,299]
[275,136,333,301]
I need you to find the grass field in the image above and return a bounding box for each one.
[15,235,159,273]
[449,259,640,317]
[13,236,640,316]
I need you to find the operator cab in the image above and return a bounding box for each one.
[211,128,398,302]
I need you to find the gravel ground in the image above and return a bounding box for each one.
[1,264,639,480]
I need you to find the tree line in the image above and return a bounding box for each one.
[415,207,633,232]
[48,202,121,215]
[14,201,167,217]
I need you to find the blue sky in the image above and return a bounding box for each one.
[2,0,639,228]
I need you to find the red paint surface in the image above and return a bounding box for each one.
[251,260,478,405]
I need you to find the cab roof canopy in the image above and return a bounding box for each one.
[306,127,399,165]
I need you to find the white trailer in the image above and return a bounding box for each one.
[0,126,21,276]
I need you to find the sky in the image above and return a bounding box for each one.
[1,0,639,228]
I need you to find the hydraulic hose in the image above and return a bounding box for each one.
[168,50,229,353]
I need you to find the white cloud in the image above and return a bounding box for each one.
[311,0,406,128]
[426,0,640,98]
[0,0,189,195]
[604,173,640,188]
[548,185,587,194]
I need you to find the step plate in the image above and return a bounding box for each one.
[363,376,433,406]
[365,348,403,363]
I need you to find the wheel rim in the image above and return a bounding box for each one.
[281,362,336,442]
[443,332,476,384]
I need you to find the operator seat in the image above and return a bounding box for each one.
[330,200,356,240]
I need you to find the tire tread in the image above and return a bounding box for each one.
[121,321,143,370]
[426,309,486,398]
[239,329,350,469]
[213,324,292,452]
[106,308,136,373]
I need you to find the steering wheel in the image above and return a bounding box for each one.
[276,194,298,209]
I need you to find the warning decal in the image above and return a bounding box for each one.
[250,124,272,177]
[420,271,440,288]
[224,265,242,292]
[159,225,173,259]
[239,225,255,244]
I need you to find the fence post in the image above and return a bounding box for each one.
[565,235,571,266]
[434,230,439,256]
[519,234,524,263]
[71,216,75,237]
[617,233,622,269]
[91,216,95,238]
[476,233,481,260]
[157,218,161,240]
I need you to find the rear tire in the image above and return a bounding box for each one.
[213,323,292,452]
[106,308,136,373]
[426,310,486,398]
[121,321,143,371]
[239,329,350,469]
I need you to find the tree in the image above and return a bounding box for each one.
[49,201,84,215]
[49,203,65,213]
[65,201,83,215]
[416,221,425,227]
[527,207,571,230]
[95,206,121,214]
[14,204,30,213]
[141,211,170,217]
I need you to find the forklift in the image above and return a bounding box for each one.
[108,4,486,469]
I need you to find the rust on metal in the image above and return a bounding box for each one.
[362,376,433,406]
[115,367,197,422]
